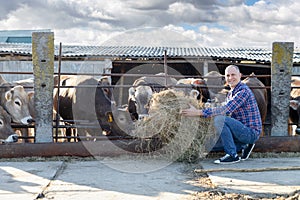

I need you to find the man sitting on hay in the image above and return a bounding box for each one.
[181,65,261,164]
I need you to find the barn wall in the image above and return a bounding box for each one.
[0,60,112,82]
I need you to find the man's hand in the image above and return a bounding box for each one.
[180,104,203,117]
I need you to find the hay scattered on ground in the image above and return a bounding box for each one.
[132,89,217,163]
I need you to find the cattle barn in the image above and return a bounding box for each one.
[0,39,300,157]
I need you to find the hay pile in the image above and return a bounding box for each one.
[132,89,218,163]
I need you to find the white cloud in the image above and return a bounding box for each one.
[0,0,299,47]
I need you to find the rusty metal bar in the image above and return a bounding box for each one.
[0,71,34,75]
[0,140,133,158]
[0,136,299,158]
[254,136,300,152]
[54,42,63,142]
[0,71,271,80]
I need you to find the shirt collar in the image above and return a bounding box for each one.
[231,81,242,94]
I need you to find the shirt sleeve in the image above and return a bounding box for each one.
[202,88,250,118]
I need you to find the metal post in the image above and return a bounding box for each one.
[203,60,208,76]
[118,67,125,106]
[271,42,294,136]
[55,42,62,142]
[163,49,168,86]
[32,32,54,142]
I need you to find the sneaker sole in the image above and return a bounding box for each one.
[241,144,255,161]
[214,159,240,164]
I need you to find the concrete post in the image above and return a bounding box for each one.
[32,32,54,142]
[203,60,208,76]
[271,42,294,136]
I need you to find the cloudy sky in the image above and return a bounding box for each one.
[0,0,299,48]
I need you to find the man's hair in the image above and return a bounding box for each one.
[225,65,240,73]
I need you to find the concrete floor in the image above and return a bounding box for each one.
[0,156,299,200]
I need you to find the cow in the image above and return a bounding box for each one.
[242,73,268,127]
[13,77,34,92]
[289,76,300,135]
[0,105,18,143]
[175,78,210,102]
[128,73,177,121]
[0,76,33,125]
[203,71,227,105]
[22,90,67,142]
[12,77,67,142]
[13,75,118,141]
[53,75,131,141]
[110,106,135,137]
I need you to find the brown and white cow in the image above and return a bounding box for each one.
[176,78,210,102]
[242,73,268,126]
[289,76,300,135]
[128,73,177,121]
[0,78,33,125]
[12,77,65,142]
[53,75,132,141]
[0,105,18,143]
[203,71,227,105]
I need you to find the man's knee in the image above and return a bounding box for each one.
[214,115,226,126]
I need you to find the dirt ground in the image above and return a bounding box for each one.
[190,152,300,200]
[190,173,300,200]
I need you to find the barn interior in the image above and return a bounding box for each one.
[0,41,299,157]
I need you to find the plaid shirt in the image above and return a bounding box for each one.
[202,81,262,135]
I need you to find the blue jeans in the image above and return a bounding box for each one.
[214,115,259,156]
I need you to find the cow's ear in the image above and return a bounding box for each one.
[129,87,135,96]
[192,79,205,86]
[28,91,34,100]
[5,90,13,101]
[290,100,300,110]
[190,89,199,99]
[13,85,24,92]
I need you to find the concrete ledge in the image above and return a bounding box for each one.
[199,157,300,196]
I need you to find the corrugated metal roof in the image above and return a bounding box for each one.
[0,30,51,44]
[0,42,299,63]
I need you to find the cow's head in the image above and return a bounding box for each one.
[191,78,210,102]
[173,83,200,100]
[176,78,210,102]
[98,76,115,105]
[0,106,18,143]
[128,86,153,121]
[107,107,135,136]
[128,97,138,121]
[204,71,226,101]
[290,99,300,135]
[4,85,33,125]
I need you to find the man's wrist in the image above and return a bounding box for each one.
[198,110,203,116]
